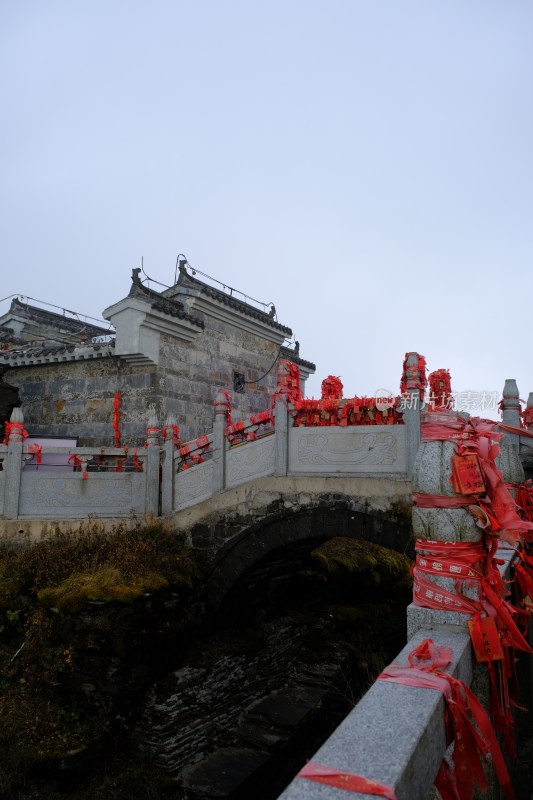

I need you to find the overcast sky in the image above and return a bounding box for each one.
[2,1,532,414]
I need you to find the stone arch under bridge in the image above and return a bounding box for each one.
[197,493,414,611]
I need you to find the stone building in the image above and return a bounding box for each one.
[0,264,314,446]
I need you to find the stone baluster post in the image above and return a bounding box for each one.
[4,408,25,519]
[145,413,160,516]
[77,455,93,479]
[161,416,178,515]
[498,380,525,486]
[501,379,521,445]
[273,359,295,477]
[402,352,423,477]
[212,389,229,493]
[274,396,289,476]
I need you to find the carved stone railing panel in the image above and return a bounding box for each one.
[226,436,275,489]
[289,425,408,474]
[18,473,146,519]
[174,461,213,511]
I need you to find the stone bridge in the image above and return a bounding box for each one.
[1,360,533,798]
[178,474,413,609]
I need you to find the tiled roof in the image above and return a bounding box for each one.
[280,346,316,372]
[174,266,292,336]
[5,298,111,340]
[129,270,204,329]
[0,340,115,366]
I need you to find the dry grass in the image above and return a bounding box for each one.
[0,521,199,799]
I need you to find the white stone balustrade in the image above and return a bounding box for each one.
[0,409,159,520]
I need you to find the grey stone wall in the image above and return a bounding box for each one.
[3,317,282,446]
[4,358,158,447]
[158,318,280,440]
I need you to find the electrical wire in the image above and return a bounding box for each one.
[0,293,113,330]
[243,339,298,385]
[0,295,115,350]
[140,258,172,290]
[177,255,276,316]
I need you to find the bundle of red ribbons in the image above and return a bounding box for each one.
[413,411,533,763]
[178,435,211,469]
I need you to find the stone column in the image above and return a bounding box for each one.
[501,379,522,446]
[402,352,423,477]
[4,408,25,519]
[161,416,178,515]
[274,396,289,476]
[212,389,228,493]
[499,379,525,487]
[145,413,160,517]
[412,419,480,546]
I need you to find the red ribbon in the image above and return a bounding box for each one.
[178,436,211,468]
[288,395,402,428]
[68,454,88,479]
[214,388,233,426]
[298,762,398,799]
[428,368,452,410]
[378,639,515,800]
[419,413,533,544]
[400,352,427,400]
[112,391,121,447]
[27,443,42,464]
[162,424,180,445]
[3,420,28,443]
[414,539,531,655]
[412,493,474,508]
[521,407,533,428]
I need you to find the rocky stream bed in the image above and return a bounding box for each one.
[0,528,413,800]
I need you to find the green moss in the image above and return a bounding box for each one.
[38,568,169,612]
[311,537,411,581]
[386,498,413,522]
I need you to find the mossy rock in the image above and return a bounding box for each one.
[311,537,411,582]
[38,567,169,612]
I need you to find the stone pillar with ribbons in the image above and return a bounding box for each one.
[501,378,522,448]
[212,389,229,493]
[273,359,297,477]
[412,412,480,545]
[274,395,289,477]
[3,407,26,519]
[408,403,533,786]
[497,380,526,490]
[401,352,424,477]
[161,415,178,515]
[145,412,160,516]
